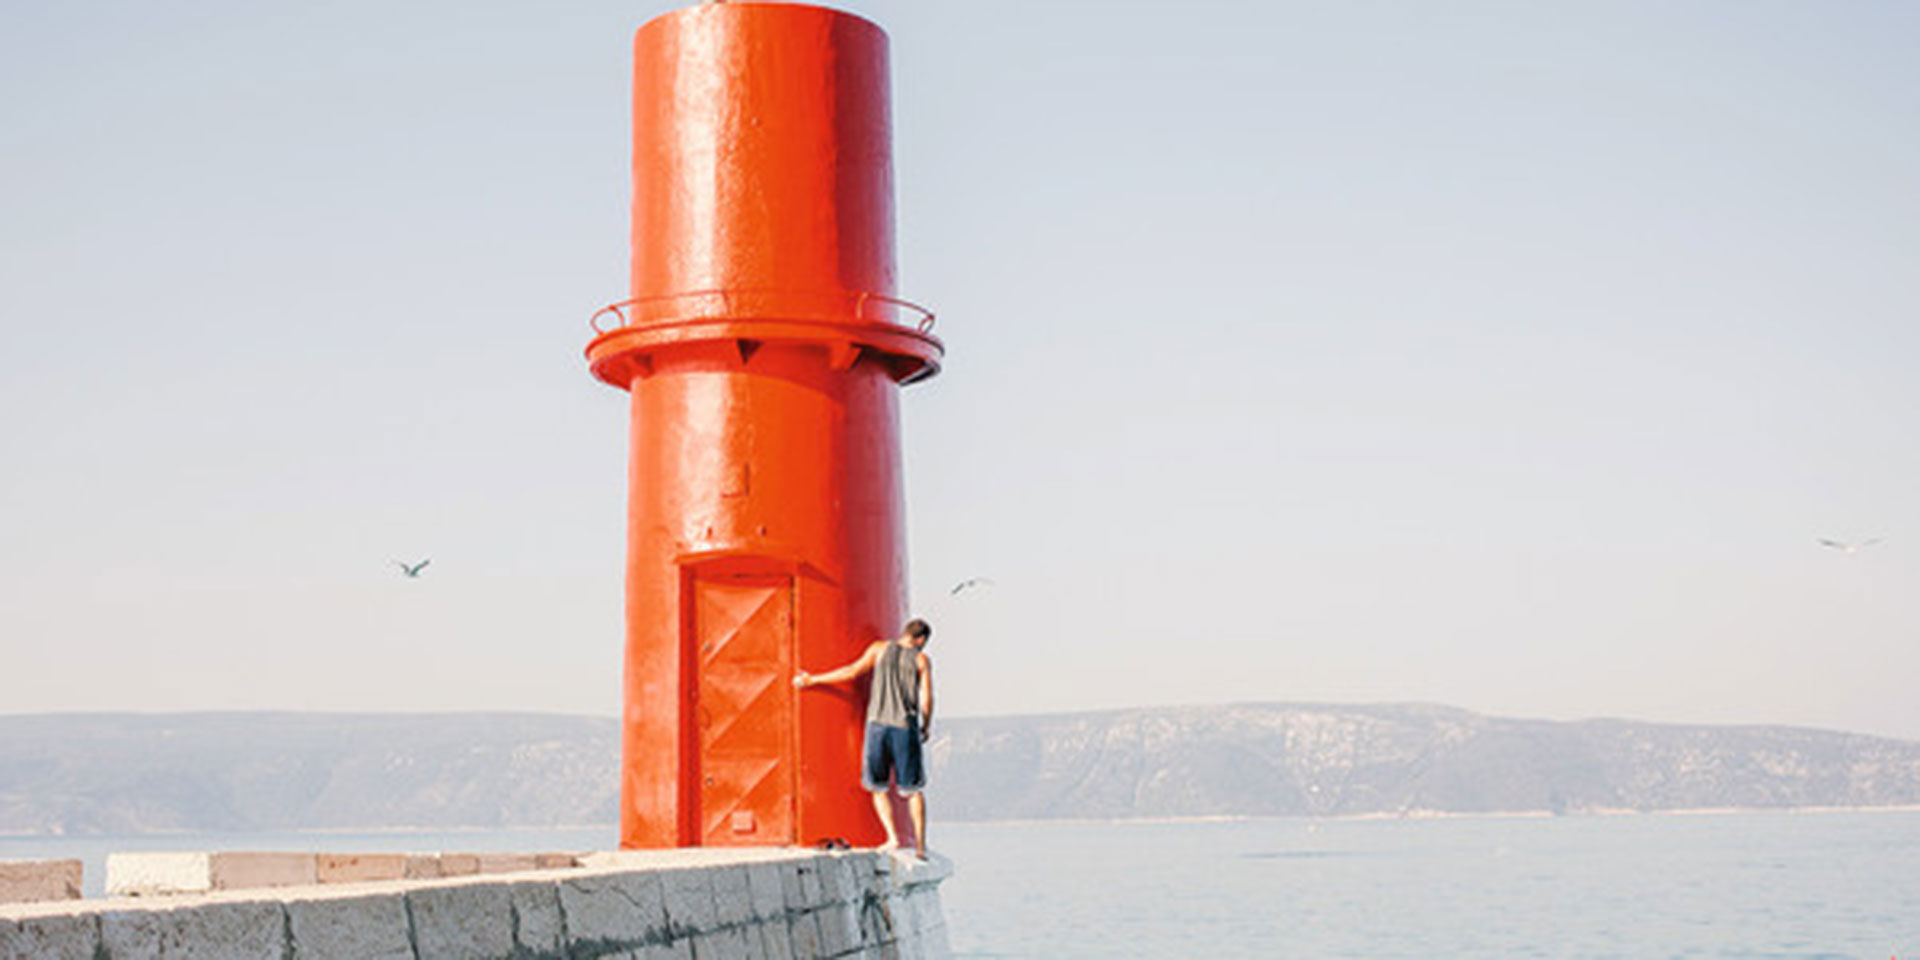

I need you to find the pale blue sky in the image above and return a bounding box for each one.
[3,1,1916,738]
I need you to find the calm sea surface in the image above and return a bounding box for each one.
[938,811,1920,959]
[5,812,1916,958]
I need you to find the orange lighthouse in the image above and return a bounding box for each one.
[586,3,941,849]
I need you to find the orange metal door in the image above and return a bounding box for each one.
[689,573,796,846]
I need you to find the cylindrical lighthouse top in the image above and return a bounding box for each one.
[588,2,939,388]
[635,4,894,315]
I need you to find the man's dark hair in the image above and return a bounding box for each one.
[904,618,932,640]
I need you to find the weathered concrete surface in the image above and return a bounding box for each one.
[0,909,94,960]
[0,860,81,905]
[105,851,579,897]
[105,853,317,898]
[284,891,413,959]
[314,853,408,884]
[120,899,287,959]
[3,849,952,959]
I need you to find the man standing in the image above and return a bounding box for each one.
[794,618,934,857]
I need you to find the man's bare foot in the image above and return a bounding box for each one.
[878,838,900,852]
[912,847,928,860]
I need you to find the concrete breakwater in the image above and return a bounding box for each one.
[0,847,951,958]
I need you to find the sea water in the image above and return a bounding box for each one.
[938,811,1920,959]
[5,812,1916,957]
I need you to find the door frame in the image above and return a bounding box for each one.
[677,552,803,846]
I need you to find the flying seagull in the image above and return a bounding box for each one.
[950,577,995,596]
[394,558,432,578]
[1818,538,1883,554]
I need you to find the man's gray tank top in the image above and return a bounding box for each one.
[867,641,921,729]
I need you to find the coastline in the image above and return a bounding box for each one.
[940,803,1920,829]
[10,806,1920,842]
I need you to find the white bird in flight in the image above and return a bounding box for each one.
[950,577,995,595]
[1818,538,1883,554]
[394,558,432,578]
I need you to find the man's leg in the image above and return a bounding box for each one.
[907,792,927,857]
[870,790,900,850]
[896,720,929,857]
[861,723,900,849]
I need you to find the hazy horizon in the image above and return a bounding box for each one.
[4,2,1915,739]
[7,696,1920,745]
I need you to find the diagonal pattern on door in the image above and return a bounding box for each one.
[693,574,795,845]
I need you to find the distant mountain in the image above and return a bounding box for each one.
[932,703,1920,819]
[3,705,1918,835]
[0,713,618,835]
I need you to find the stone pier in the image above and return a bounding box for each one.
[0,848,951,959]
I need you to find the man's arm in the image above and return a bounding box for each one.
[794,642,884,688]
[915,652,933,740]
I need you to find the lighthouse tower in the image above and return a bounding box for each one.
[586,3,941,849]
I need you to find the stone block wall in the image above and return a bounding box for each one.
[0,861,80,906]
[0,848,951,959]
[103,851,584,897]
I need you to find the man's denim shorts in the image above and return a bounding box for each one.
[862,721,926,794]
